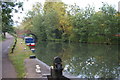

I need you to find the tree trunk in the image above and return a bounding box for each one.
[3,32,6,38]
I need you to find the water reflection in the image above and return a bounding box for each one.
[35,42,120,78]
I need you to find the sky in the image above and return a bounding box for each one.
[22,0,119,12]
[13,0,120,26]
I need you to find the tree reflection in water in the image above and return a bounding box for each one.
[35,41,119,78]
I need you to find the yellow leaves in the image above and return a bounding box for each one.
[44,2,66,16]
[116,13,120,16]
[68,26,72,31]
[59,14,73,35]
[44,1,73,34]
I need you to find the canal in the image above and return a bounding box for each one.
[35,41,120,78]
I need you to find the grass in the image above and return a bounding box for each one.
[0,34,2,41]
[0,34,6,41]
[9,38,33,78]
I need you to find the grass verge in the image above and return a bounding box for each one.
[0,34,6,41]
[9,38,33,78]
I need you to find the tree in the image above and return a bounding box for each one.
[44,1,73,41]
[99,3,118,43]
[1,1,23,37]
[71,5,95,42]
[21,1,119,44]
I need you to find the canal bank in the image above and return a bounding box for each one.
[9,38,50,78]
[9,38,33,78]
[9,38,120,79]
[24,58,50,78]
[24,58,78,79]
[9,38,78,79]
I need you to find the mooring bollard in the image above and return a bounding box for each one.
[47,56,70,80]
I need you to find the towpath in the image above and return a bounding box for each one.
[1,33,17,79]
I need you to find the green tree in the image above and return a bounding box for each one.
[44,1,73,41]
[1,1,23,38]
[99,3,118,43]
[71,5,95,42]
[21,1,119,44]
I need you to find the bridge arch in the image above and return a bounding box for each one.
[27,33,38,42]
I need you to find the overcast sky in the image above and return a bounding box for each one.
[13,0,120,26]
[23,0,119,11]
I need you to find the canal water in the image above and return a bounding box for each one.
[35,41,120,78]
